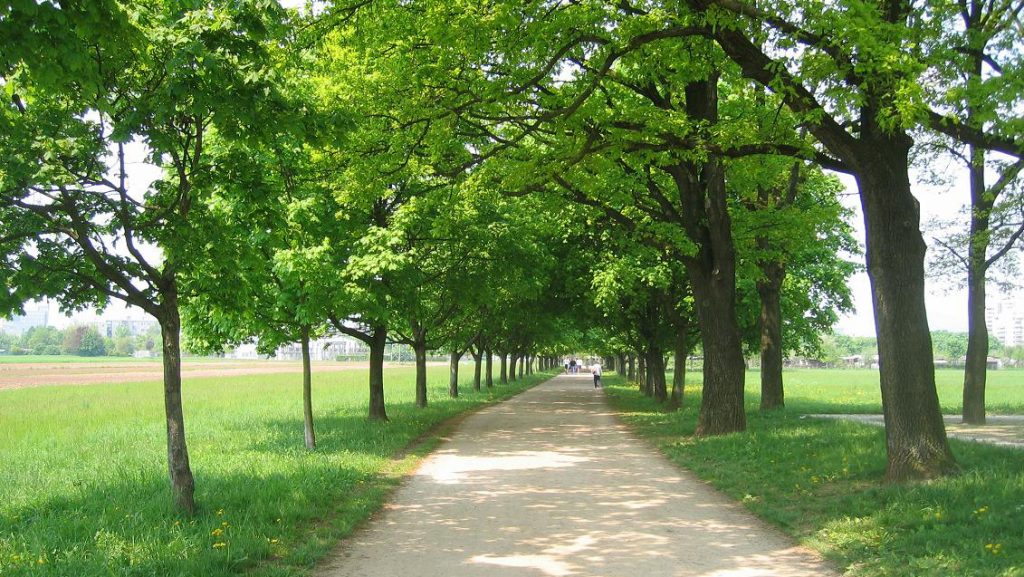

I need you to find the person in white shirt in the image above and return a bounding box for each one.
[592,362,602,388]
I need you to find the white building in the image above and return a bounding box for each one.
[228,334,368,361]
[986,297,1024,347]
[1,301,49,336]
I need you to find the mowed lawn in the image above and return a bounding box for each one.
[609,368,1024,577]
[0,365,548,577]
[666,366,1024,414]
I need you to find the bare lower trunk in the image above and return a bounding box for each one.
[650,348,667,402]
[471,349,483,391]
[486,350,494,388]
[627,354,636,381]
[509,354,518,382]
[500,353,508,384]
[616,353,626,376]
[301,328,316,450]
[160,305,195,514]
[637,354,647,394]
[963,146,990,425]
[858,133,954,480]
[414,340,428,408]
[758,262,785,410]
[368,326,388,421]
[669,330,688,411]
[449,350,461,398]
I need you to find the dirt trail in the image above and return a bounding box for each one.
[317,374,838,577]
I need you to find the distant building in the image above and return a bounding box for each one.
[986,297,1024,347]
[227,334,369,361]
[102,318,158,338]
[1,301,49,336]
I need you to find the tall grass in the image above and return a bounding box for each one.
[606,373,1024,577]
[0,366,548,576]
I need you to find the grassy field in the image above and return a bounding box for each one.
[664,367,1024,414]
[606,371,1024,577]
[0,354,164,364]
[0,365,549,577]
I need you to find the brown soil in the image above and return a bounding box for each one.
[0,360,413,390]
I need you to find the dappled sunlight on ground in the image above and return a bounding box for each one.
[318,376,837,577]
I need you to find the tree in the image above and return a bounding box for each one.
[0,1,289,512]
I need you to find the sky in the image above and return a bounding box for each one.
[832,172,985,337]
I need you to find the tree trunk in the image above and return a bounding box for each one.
[367,326,389,421]
[413,338,428,408]
[159,304,195,514]
[963,144,990,425]
[617,353,626,376]
[486,350,494,388]
[627,354,635,381]
[857,131,955,480]
[509,354,518,382]
[758,260,786,410]
[669,330,689,411]
[519,354,525,379]
[448,350,461,398]
[526,354,533,375]
[471,348,483,391]
[301,328,316,450]
[674,76,746,437]
[500,353,508,384]
[637,354,647,394]
[650,347,667,402]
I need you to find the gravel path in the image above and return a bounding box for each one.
[317,374,838,577]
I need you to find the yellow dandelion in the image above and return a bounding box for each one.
[212,542,227,549]
[216,509,224,516]
[211,528,223,537]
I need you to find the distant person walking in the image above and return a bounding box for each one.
[592,362,602,388]
[569,359,577,374]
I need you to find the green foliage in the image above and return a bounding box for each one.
[0,366,549,577]
[605,375,1024,577]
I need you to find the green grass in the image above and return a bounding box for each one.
[664,367,1024,414]
[605,373,1024,577]
[0,366,549,576]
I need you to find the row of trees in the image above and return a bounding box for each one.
[2,0,1021,512]
[0,324,161,357]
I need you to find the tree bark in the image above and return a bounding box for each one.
[857,132,955,479]
[413,337,428,408]
[627,354,635,381]
[301,327,316,450]
[500,353,508,384]
[650,348,667,402]
[674,76,747,436]
[963,143,990,425]
[449,350,461,398]
[159,303,195,514]
[519,354,525,379]
[669,330,689,411]
[758,259,786,410]
[486,350,494,388]
[471,347,483,391]
[637,354,647,394]
[367,326,389,421]
[509,354,518,382]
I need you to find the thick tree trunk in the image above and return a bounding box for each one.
[963,145,990,425]
[301,328,316,450]
[758,261,786,410]
[486,350,494,388]
[413,339,428,408]
[526,354,533,375]
[500,353,508,384]
[509,354,518,381]
[617,353,626,376]
[519,354,525,379]
[857,133,955,480]
[650,348,667,402]
[367,326,389,421]
[627,354,635,381]
[449,350,461,398]
[471,348,483,391]
[675,77,746,437]
[159,305,195,514]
